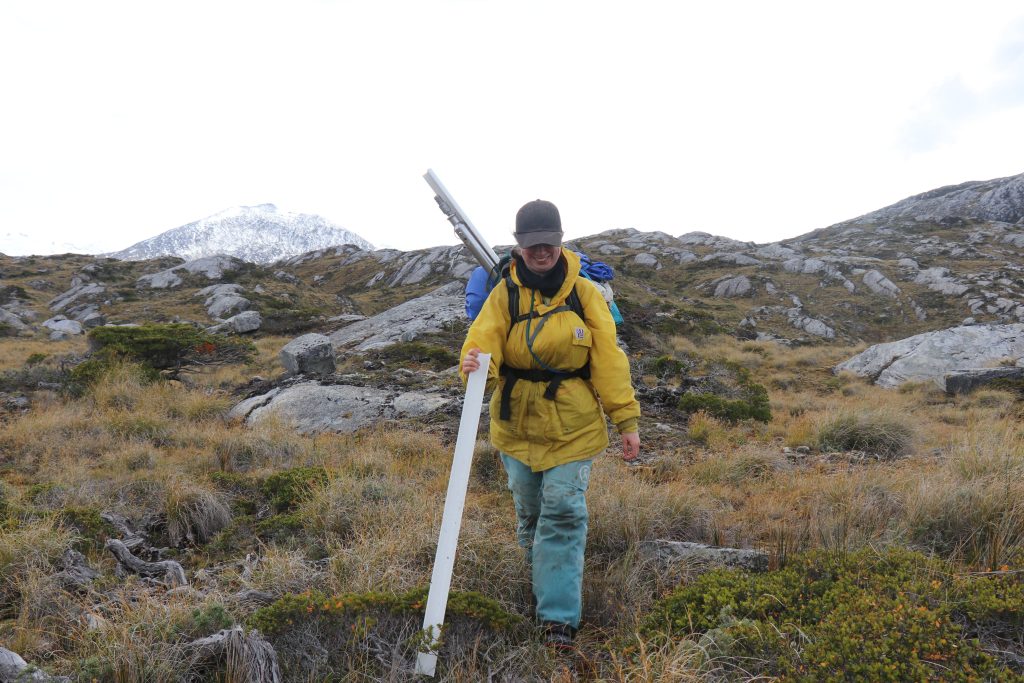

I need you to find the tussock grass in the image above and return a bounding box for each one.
[686,410,729,449]
[4,331,1024,679]
[688,447,787,487]
[588,465,714,559]
[0,336,88,368]
[897,419,1024,566]
[815,408,915,457]
[0,518,76,618]
[165,478,233,546]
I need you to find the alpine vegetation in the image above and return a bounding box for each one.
[1,170,1024,680]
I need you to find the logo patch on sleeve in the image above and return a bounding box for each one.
[574,327,585,340]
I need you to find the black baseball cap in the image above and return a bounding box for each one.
[514,199,563,248]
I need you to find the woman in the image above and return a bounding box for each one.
[460,199,641,647]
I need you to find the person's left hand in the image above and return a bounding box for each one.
[621,432,640,462]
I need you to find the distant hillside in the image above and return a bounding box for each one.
[106,204,374,264]
[4,170,1024,347]
[851,171,1024,225]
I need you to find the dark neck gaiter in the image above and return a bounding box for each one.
[514,253,567,298]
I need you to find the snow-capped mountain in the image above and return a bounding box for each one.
[1,231,103,257]
[107,204,374,264]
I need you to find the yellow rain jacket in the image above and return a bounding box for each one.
[460,249,640,472]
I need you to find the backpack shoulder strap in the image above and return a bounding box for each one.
[567,284,585,321]
[505,273,521,336]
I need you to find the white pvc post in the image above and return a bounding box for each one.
[414,353,491,677]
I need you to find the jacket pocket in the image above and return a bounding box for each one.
[550,380,601,435]
[566,325,592,369]
[569,325,592,348]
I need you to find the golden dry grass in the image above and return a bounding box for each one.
[2,332,1023,680]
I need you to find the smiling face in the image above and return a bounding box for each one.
[519,244,561,274]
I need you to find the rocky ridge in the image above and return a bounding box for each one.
[2,170,1024,352]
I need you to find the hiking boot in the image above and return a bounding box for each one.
[542,622,577,651]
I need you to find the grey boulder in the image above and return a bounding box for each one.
[0,309,28,332]
[207,295,251,319]
[639,540,768,573]
[228,382,452,434]
[0,646,70,681]
[943,367,1024,395]
[713,275,752,298]
[42,316,83,335]
[280,333,336,376]
[223,311,262,333]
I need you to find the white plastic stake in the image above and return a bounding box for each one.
[415,353,491,677]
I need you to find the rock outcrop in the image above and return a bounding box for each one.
[137,256,244,289]
[835,323,1024,388]
[228,382,452,434]
[48,282,106,313]
[329,282,465,352]
[713,275,752,298]
[0,648,70,682]
[854,172,1024,225]
[0,308,29,333]
[942,367,1024,395]
[638,540,769,573]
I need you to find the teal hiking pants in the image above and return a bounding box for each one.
[500,453,592,629]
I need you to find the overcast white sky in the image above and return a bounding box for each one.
[3,1,1024,256]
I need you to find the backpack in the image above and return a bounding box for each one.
[464,252,622,324]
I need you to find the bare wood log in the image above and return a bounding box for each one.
[0,647,70,682]
[183,627,282,683]
[100,511,146,551]
[54,549,100,590]
[232,589,276,606]
[105,539,187,587]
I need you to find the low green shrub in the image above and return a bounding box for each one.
[25,353,48,366]
[254,511,306,543]
[88,323,252,369]
[251,587,520,636]
[263,466,329,513]
[678,390,771,422]
[249,587,522,678]
[173,603,234,641]
[0,364,67,393]
[25,482,60,504]
[650,355,685,378]
[643,547,1023,681]
[676,360,772,423]
[210,472,261,515]
[374,341,459,371]
[65,324,256,393]
[57,506,118,551]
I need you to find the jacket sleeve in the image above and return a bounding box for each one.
[459,279,510,391]
[578,279,640,431]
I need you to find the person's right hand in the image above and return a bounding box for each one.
[462,347,482,374]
